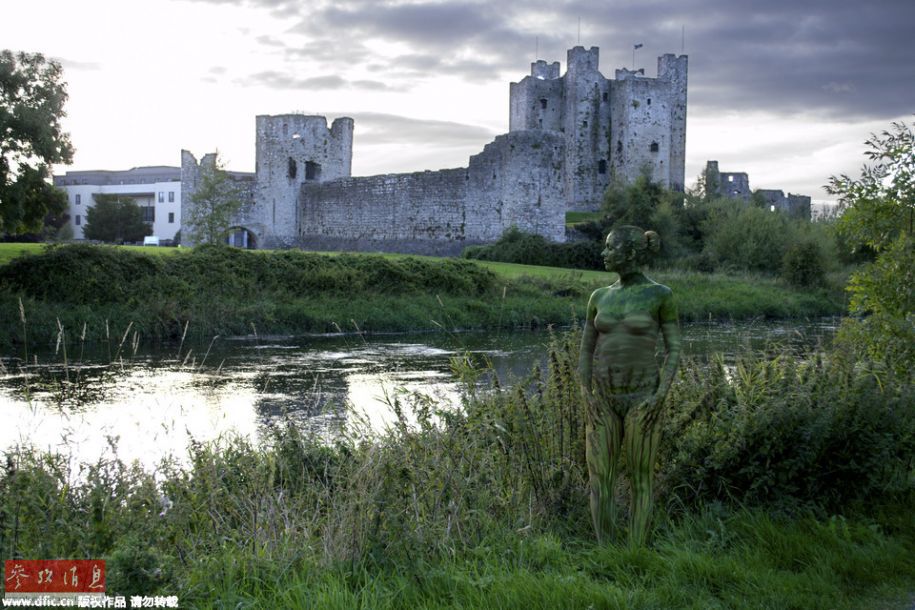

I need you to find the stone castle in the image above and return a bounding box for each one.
[181,46,688,253]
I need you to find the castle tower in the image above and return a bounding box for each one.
[510,46,687,212]
[254,114,353,246]
[658,54,688,191]
[562,46,611,209]
[609,54,688,192]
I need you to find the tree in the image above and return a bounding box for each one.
[826,120,914,369]
[827,121,914,252]
[185,155,243,245]
[0,50,74,235]
[83,195,151,243]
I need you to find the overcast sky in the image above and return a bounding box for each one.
[4,0,913,202]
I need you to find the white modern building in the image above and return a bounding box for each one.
[53,166,182,241]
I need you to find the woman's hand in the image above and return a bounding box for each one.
[636,394,664,428]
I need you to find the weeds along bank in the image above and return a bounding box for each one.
[1,332,913,606]
[0,244,842,348]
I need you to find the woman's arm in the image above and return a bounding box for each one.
[643,288,682,421]
[579,290,600,396]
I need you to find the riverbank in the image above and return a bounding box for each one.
[2,336,913,608]
[0,243,844,348]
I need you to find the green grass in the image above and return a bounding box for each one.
[0,242,46,265]
[0,244,845,347]
[186,508,915,609]
[565,211,603,227]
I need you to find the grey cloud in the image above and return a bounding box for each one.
[347,112,498,147]
[237,71,400,91]
[174,0,915,119]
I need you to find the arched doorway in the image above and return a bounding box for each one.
[227,227,258,249]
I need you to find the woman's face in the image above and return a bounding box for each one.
[601,232,630,271]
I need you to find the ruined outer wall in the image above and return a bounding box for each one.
[299,169,469,255]
[467,130,565,242]
[180,150,257,246]
[296,131,565,255]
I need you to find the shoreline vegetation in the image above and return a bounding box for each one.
[2,331,912,608]
[0,243,844,348]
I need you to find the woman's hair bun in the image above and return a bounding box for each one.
[644,230,661,254]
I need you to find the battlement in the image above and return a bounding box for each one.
[256,114,353,141]
[531,60,561,80]
[657,54,688,81]
[614,68,645,80]
[567,46,599,72]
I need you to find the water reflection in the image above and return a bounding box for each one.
[0,319,837,467]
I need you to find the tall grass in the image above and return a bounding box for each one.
[1,331,912,606]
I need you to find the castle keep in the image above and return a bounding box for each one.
[181,46,688,253]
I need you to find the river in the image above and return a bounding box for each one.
[0,319,838,468]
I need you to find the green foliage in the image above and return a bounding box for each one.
[0,50,74,235]
[827,121,915,371]
[827,121,914,253]
[701,202,796,273]
[185,156,244,245]
[462,226,602,270]
[601,172,672,230]
[83,195,152,243]
[836,236,915,370]
[661,354,915,511]
[781,239,826,287]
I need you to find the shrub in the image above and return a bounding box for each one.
[781,239,826,287]
[463,226,602,270]
[660,354,915,511]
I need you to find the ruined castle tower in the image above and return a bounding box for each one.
[253,115,353,247]
[509,46,688,210]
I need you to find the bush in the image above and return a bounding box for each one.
[702,204,796,273]
[463,227,602,270]
[781,239,826,287]
[660,354,915,511]
[0,243,497,306]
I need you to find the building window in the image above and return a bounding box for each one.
[598,160,607,174]
[142,206,155,223]
[158,192,164,203]
[650,142,659,153]
[305,161,321,181]
[168,191,175,203]
[75,214,81,226]
[539,98,547,109]
[288,157,297,180]
[75,194,81,205]
[168,212,175,224]
[647,98,651,106]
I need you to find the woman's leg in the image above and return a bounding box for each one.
[624,403,662,547]
[586,386,624,542]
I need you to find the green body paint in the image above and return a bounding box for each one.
[579,226,682,547]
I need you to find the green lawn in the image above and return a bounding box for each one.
[0,242,46,265]
[566,211,603,227]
